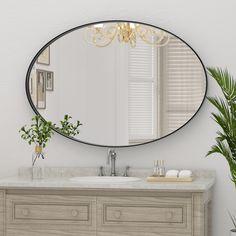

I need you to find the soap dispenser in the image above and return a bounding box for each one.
[152,160,159,176]
[159,160,166,177]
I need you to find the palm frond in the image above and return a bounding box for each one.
[208,97,231,120]
[206,139,236,185]
[228,211,236,228]
[208,67,236,102]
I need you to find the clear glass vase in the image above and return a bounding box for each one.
[31,145,45,179]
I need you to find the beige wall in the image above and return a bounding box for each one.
[0,0,236,235]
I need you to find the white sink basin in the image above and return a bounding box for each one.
[70,176,141,183]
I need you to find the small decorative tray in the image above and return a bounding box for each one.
[146,176,193,182]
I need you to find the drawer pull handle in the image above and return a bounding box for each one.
[22,208,30,216]
[114,210,122,219]
[166,212,173,220]
[71,209,79,217]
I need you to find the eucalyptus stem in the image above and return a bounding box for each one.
[32,153,39,167]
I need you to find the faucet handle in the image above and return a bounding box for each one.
[98,166,105,176]
[123,166,130,177]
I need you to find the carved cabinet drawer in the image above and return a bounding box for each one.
[97,196,192,234]
[6,194,96,235]
[14,203,88,221]
[105,205,183,223]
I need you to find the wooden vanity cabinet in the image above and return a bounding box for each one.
[0,189,212,236]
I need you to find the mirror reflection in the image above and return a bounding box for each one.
[28,21,206,147]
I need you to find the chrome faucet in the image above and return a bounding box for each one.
[107,149,117,176]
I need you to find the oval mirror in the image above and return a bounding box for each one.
[26,21,207,147]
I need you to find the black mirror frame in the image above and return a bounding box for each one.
[25,20,208,148]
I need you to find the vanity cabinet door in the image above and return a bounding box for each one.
[97,196,192,234]
[6,194,96,236]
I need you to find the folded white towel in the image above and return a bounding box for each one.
[179,170,192,178]
[166,170,179,178]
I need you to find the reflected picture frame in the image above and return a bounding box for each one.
[36,69,46,109]
[45,71,54,91]
[37,46,50,65]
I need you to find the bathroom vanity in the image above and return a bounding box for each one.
[0,168,215,236]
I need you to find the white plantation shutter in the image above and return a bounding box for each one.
[128,37,157,142]
[161,36,206,135]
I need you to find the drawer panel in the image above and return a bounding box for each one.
[6,194,96,232]
[14,203,88,221]
[97,196,192,234]
[105,205,183,223]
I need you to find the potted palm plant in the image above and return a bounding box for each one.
[207,67,236,186]
[207,68,236,235]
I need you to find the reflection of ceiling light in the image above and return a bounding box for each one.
[84,22,169,48]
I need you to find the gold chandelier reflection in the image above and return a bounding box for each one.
[84,22,169,48]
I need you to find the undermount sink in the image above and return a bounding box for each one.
[70,176,141,183]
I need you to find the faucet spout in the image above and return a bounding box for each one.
[108,149,117,176]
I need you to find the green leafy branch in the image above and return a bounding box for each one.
[207,67,236,186]
[19,116,54,148]
[19,115,83,149]
[57,114,82,137]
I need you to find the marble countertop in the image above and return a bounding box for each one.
[0,167,215,192]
